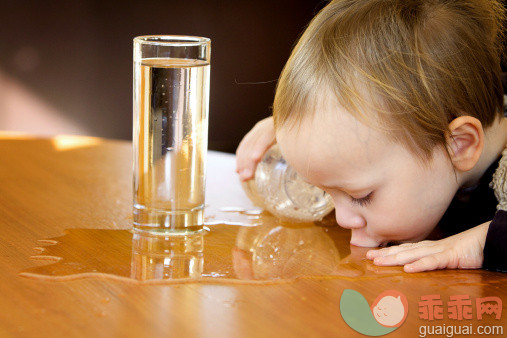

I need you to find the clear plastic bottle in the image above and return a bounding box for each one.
[241,144,334,222]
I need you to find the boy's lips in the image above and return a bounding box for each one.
[349,229,384,247]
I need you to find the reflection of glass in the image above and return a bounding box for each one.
[131,231,204,281]
[233,219,341,279]
[133,35,211,234]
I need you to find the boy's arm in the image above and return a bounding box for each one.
[367,210,507,272]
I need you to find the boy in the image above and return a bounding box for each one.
[236,0,507,272]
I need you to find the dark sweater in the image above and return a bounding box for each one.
[435,156,506,272]
[483,210,507,272]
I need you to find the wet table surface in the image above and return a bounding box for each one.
[0,134,505,337]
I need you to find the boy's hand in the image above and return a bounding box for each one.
[366,221,490,273]
[235,117,276,181]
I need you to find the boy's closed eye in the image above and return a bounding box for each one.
[350,191,374,207]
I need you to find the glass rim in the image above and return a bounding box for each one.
[133,35,210,46]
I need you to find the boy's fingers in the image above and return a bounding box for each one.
[366,241,434,259]
[236,135,266,173]
[366,249,383,259]
[249,144,265,163]
[239,168,254,181]
[250,128,275,161]
[366,244,414,259]
[237,144,264,181]
[236,138,255,173]
[237,141,276,181]
[236,116,275,176]
[404,252,449,273]
[236,156,258,181]
[372,245,442,266]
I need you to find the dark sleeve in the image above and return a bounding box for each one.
[482,210,507,272]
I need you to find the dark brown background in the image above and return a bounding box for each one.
[0,0,326,152]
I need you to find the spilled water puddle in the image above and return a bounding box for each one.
[20,211,405,284]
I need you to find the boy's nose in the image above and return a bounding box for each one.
[334,203,366,229]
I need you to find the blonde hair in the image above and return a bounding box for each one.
[273,0,505,160]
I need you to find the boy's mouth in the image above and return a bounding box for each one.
[349,229,384,247]
[349,238,384,248]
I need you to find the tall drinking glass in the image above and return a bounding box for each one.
[133,36,210,234]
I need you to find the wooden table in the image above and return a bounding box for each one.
[0,134,505,337]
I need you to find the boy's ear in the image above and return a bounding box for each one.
[446,116,484,172]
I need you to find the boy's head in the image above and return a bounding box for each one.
[273,0,505,246]
[273,0,505,159]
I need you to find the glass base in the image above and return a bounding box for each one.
[131,230,204,280]
[133,205,204,235]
